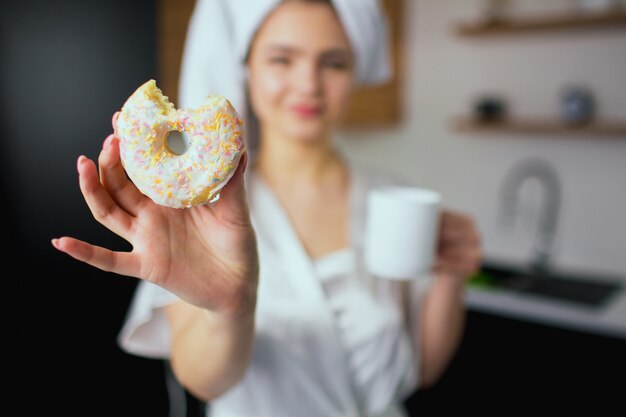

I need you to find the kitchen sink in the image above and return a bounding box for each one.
[470,262,624,308]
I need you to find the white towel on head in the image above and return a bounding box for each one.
[178,0,393,114]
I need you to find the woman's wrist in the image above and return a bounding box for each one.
[205,280,258,323]
[433,270,467,300]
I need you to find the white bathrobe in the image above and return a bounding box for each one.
[118,161,431,417]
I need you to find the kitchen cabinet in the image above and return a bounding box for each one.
[404,310,626,415]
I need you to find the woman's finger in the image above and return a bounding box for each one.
[436,245,482,275]
[98,134,145,215]
[112,112,120,136]
[438,215,481,246]
[440,210,472,227]
[439,230,481,249]
[438,244,482,264]
[432,261,479,280]
[78,155,134,240]
[210,152,252,228]
[52,236,141,278]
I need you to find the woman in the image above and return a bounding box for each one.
[52,0,482,415]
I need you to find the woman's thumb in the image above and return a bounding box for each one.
[213,152,251,225]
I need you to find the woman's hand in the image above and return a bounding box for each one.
[52,113,258,316]
[432,209,482,281]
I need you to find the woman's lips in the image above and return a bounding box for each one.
[291,104,321,118]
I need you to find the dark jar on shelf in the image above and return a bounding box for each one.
[560,86,595,125]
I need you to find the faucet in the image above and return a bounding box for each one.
[499,157,561,275]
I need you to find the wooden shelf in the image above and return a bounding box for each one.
[456,10,626,36]
[452,118,626,137]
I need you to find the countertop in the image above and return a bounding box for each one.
[465,282,626,340]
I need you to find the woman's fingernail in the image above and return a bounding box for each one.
[51,238,59,249]
[77,155,87,170]
[242,152,248,174]
[103,134,114,150]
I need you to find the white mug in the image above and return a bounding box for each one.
[364,185,441,280]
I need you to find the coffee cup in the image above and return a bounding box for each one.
[364,185,441,280]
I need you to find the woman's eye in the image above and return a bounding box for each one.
[323,60,349,70]
[269,56,290,65]
[330,62,347,70]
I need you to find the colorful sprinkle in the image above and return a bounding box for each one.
[116,80,245,208]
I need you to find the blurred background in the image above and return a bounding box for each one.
[3,0,625,416]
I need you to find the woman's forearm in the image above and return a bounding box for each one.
[418,272,467,388]
[165,298,257,402]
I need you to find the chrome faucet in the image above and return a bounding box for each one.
[499,157,561,275]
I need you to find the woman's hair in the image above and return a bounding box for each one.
[243,89,260,157]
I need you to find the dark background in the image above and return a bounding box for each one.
[3,1,624,416]
[2,1,168,415]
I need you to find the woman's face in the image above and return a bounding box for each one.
[246,0,355,143]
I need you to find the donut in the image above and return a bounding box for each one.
[116,79,245,208]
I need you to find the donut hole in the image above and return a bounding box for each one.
[166,130,190,155]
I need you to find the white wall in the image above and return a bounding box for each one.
[336,0,626,277]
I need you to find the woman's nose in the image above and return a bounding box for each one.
[293,61,321,96]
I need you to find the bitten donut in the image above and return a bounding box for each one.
[116,79,245,208]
